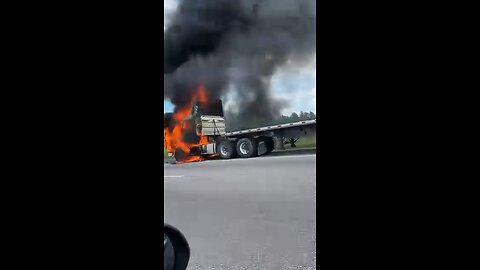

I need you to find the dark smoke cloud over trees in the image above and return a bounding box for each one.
[164,0,316,128]
[225,111,316,132]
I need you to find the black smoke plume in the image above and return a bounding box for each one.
[164,0,316,129]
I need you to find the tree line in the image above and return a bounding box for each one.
[271,111,316,125]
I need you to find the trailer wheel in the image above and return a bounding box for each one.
[217,140,235,159]
[236,138,258,158]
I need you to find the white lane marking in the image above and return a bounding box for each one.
[164,175,184,178]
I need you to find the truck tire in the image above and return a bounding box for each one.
[174,148,188,162]
[217,140,235,159]
[236,138,258,158]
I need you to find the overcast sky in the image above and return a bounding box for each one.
[163,0,316,115]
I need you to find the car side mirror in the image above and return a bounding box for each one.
[164,224,190,270]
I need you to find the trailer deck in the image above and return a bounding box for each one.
[225,119,316,137]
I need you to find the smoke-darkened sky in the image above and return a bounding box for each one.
[163,0,316,116]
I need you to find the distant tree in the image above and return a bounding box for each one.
[290,112,299,122]
[301,111,311,121]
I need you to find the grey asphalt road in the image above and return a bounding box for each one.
[164,152,316,270]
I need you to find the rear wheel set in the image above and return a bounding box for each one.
[216,140,236,159]
[236,138,258,158]
[175,137,274,162]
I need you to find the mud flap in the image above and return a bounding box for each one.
[257,141,268,156]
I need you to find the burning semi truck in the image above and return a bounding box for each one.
[164,86,316,163]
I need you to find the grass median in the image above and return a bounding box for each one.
[284,136,316,149]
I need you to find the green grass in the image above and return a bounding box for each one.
[164,148,168,159]
[285,136,316,149]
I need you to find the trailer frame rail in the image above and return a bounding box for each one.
[225,119,316,137]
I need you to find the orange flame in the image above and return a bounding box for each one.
[164,85,214,164]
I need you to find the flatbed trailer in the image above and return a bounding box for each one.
[164,100,316,162]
